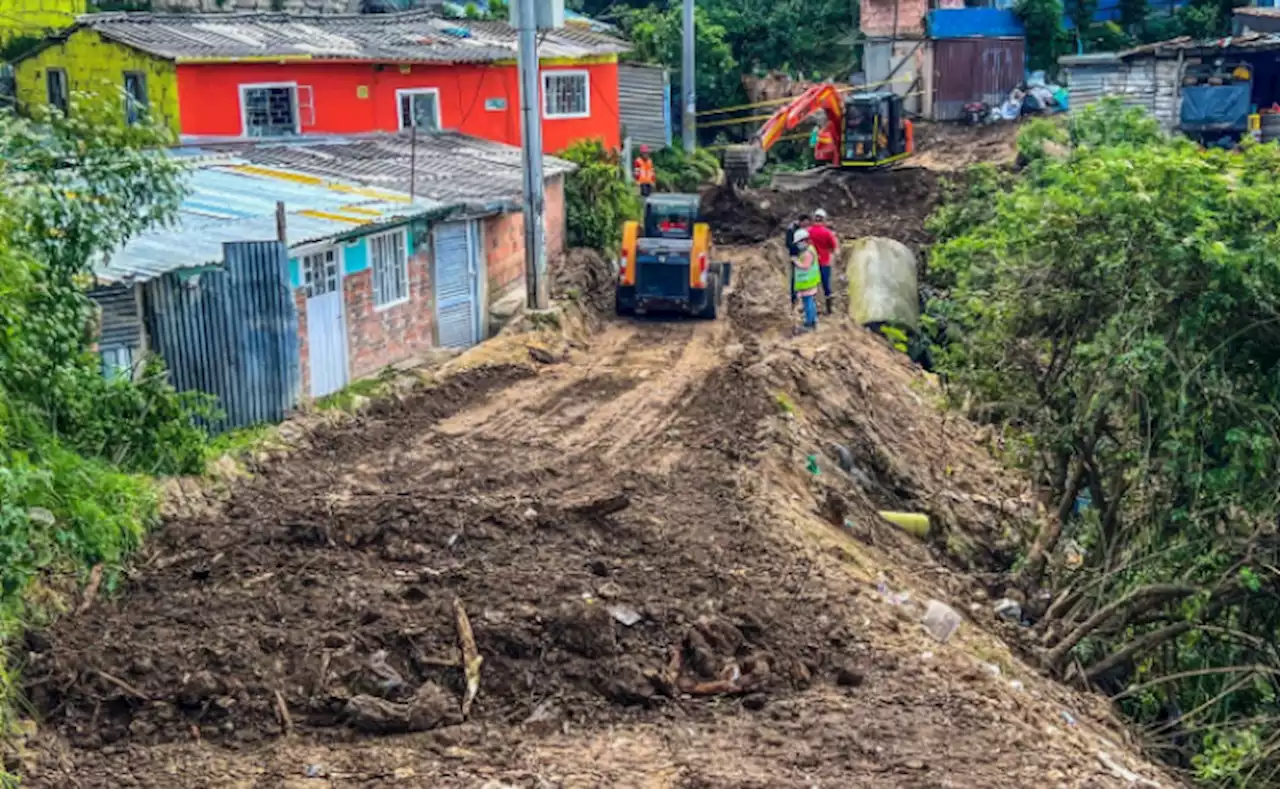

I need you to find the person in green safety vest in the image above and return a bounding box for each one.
[792,228,821,331]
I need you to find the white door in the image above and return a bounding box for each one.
[434,221,480,348]
[302,247,349,398]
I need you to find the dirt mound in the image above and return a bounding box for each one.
[703,169,942,253]
[551,247,616,325]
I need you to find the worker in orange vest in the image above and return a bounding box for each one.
[633,144,656,197]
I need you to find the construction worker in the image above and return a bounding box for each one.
[785,213,811,307]
[807,208,839,314]
[633,145,656,197]
[792,228,820,332]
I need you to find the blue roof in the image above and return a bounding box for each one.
[928,8,1025,38]
[99,155,454,283]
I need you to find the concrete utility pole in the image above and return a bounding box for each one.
[682,0,696,153]
[516,0,549,309]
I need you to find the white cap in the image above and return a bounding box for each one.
[813,208,828,219]
[793,229,810,243]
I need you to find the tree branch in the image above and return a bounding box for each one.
[1046,584,1197,671]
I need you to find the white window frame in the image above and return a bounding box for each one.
[396,88,442,131]
[239,81,301,138]
[369,229,410,310]
[542,69,590,120]
[300,245,343,299]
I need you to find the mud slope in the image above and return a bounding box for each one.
[16,250,1176,788]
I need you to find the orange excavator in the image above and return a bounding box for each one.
[723,84,915,187]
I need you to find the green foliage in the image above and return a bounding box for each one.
[879,325,909,354]
[559,139,641,253]
[925,101,1280,784]
[617,0,854,113]
[1069,96,1163,147]
[622,5,740,111]
[0,99,210,476]
[1118,0,1148,30]
[0,95,208,742]
[1015,0,1068,75]
[1081,21,1132,52]
[651,146,721,192]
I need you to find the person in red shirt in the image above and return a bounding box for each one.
[807,208,839,314]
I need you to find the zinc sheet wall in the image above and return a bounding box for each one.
[933,37,1025,121]
[619,63,671,149]
[145,240,301,432]
[1063,56,1180,130]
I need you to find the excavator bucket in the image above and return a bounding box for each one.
[723,145,765,189]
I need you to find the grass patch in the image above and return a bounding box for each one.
[774,391,798,416]
[315,374,390,413]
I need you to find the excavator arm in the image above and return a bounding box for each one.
[724,83,845,187]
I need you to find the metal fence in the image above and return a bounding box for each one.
[146,241,301,432]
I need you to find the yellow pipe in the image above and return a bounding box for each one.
[879,511,930,538]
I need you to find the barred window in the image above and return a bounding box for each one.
[370,231,409,308]
[543,71,589,119]
[241,84,298,137]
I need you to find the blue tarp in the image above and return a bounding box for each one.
[927,9,1025,39]
[1180,84,1251,130]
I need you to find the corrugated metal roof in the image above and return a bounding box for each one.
[101,157,451,282]
[73,9,629,64]
[186,130,575,212]
[1113,31,1280,58]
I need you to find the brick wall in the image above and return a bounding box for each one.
[481,175,568,306]
[343,245,436,381]
[861,0,928,37]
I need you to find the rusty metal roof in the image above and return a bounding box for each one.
[74,9,629,64]
[182,130,574,213]
[1114,31,1280,58]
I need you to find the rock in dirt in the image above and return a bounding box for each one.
[552,601,617,658]
[178,670,223,706]
[834,662,866,688]
[343,682,460,734]
[598,659,656,706]
[742,692,769,711]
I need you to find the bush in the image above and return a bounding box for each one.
[559,139,641,253]
[651,146,722,192]
[0,95,209,752]
[925,103,1280,784]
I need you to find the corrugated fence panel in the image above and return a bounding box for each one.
[92,283,143,351]
[934,38,1025,120]
[146,241,300,433]
[619,63,671,149]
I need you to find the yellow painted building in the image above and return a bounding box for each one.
[14,28,180,135]
[0,0,85,42]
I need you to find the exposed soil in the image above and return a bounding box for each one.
[13,155,1177,788]
[703,169,942,252]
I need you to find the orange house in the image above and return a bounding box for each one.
[18,10,627,153]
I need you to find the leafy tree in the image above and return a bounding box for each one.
[927,99,1280,784]
[559,139,641,252]
[1015,0,1069,74]
[622,5,741,111]
[0,98,210,475]
[1118,0,1148,31]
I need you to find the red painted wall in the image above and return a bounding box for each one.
[176,60,619,153]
